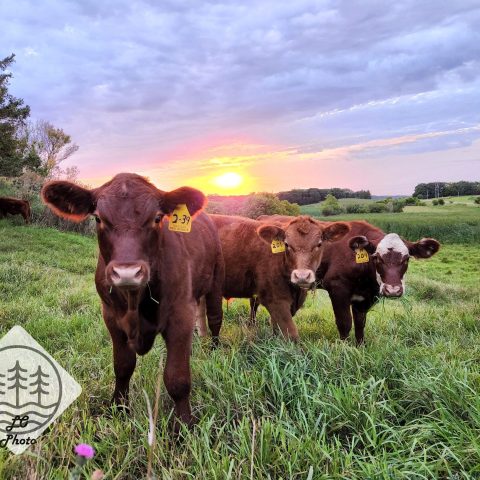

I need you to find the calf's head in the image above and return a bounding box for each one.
[257,216,349,288]
[42,173,205,291]
[349,233,440,297]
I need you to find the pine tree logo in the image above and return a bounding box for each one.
[0,326,81,454]
[8,361,28,408]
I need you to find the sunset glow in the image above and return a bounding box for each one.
[213,172,243,190]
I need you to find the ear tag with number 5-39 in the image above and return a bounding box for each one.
[168,204,192,233]
[355,248,369,263]
[271,239,286,254]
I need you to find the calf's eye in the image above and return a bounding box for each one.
[94,215,101,224]
[154,214,162,224]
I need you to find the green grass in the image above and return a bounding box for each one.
[300,202,480,244]
[0,220,479,479]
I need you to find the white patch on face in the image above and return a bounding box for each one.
[376,233,409,257]
[375,233,409,293]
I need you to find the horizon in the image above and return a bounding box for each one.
[1,1,479,195]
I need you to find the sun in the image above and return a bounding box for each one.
[212,172,244,190]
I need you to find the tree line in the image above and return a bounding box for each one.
[413,182,480,199]
[277,188,371,205]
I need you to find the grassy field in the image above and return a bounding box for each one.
[300,201,480,244]
[0,215,479,479]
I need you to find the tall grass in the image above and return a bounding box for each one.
[0,222,479,478]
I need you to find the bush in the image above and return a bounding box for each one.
[242,193,300,219]
[345,203,367,214]
[438,198,445,205]
[474,197,480,205]
[432,199,439,206]
[321,194,344,216]
[404,196,422,206]
[367,202,388,213]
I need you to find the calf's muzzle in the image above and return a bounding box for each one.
[291,269,316,288]
[106,261,150,289]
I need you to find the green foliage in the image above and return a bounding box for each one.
[0,223,479,478]
[414,181,480,198]
[278,187,371,205]
[367,202,388,213]
[475,197,480,205]
[0,54,38,176]
[208,193,300,218]
[321,194,344,216]
[438,198,445,205]
[432,199,439,206]
[345,203,367,214]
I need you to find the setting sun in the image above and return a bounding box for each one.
[213,172,244,190]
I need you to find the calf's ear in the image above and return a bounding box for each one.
[323,222,350,242]
[348,235,376,253]
[41,181,95,222]
[162,187,206,216]
[257,225,286,244]
[408,238,440,259]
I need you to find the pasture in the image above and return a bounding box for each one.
[0,210,479,478]
[300,199,480,244]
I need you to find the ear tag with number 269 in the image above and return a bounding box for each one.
[168,204,192,233]
[355,248,369,263]
[271,239,286,254]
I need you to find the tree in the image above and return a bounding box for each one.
[0,54,39,176]
[24,120,79,177]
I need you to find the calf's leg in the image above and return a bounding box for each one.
[352,298,374,345]
[262,298,299,341]
[195,296,208,337]
[162,318,194,428]
[249,297,259,327]
[206,291,223,346]
[328,290,353,340]
[107,322,137,406]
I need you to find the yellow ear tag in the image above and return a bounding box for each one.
[168,204,192,233]
[271,239,286,254]
[355,248,369,263]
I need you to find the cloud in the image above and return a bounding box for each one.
[0,0,479,192]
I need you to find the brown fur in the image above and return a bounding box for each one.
[42,173,224,428]
[0,197,31,223]
[210,214,349,341]
[256,216,440,344]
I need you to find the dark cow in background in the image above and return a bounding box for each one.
[42,173,224,429]
[256,216,440,344]
[0,197,31,223]
[199,214,349,341]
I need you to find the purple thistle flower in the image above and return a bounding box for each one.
[74,443,95,459]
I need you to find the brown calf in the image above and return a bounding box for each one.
[256,216,440,344]
[42,173,224,428]
[0,197,31,223]
[203,214,349,341]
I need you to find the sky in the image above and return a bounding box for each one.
[1,0,479,195]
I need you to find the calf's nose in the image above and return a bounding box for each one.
[291,269,316,287]
[107,262,149,288]
[383,284,403,297]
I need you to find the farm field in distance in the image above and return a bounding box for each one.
[300,197,480,244]
[0,202,479,478]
